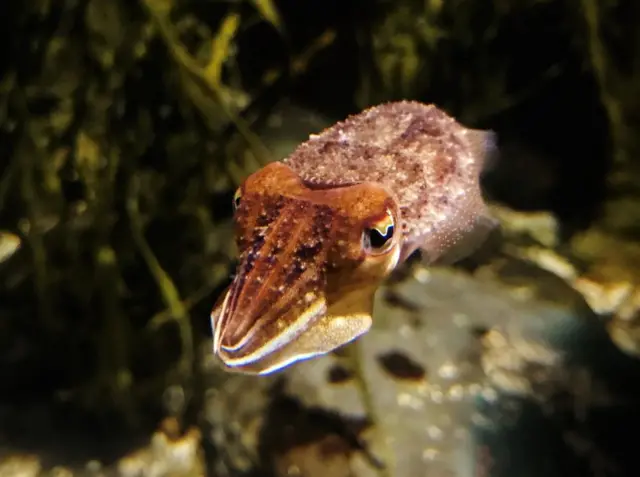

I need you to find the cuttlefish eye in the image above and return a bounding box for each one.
[362,209,396,254]
[232,188,242,210]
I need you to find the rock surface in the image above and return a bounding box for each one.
[199,222,640,476]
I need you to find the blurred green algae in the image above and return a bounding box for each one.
[0,0,638,445]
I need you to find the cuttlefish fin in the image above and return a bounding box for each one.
[424,212,499,266]
[468,128,500,176]
[420,128,500,266]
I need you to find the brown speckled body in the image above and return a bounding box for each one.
[211,101,496,375]
[284,101,495,263]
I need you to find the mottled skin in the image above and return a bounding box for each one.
[211,101,497,374]
[285,100,496,263]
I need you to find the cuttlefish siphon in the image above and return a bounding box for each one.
[211,100,498,375]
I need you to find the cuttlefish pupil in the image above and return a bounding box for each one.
[363,215,395,253]
[210,162,402,375]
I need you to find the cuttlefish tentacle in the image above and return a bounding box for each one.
[214,193,334,366]
[216,198,327,349]
[211,101,497,374]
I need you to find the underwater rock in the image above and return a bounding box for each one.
[203,233,640,476]
[0,453,41,477]
[280,259,626,477]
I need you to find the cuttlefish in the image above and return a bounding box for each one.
[211,101,498,375]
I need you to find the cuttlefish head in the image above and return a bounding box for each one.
[211,162,402,375]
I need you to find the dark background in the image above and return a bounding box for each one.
[0,0,637,474]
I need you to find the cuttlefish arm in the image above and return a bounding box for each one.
[211,162,402,374]
[211,101,498,375]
